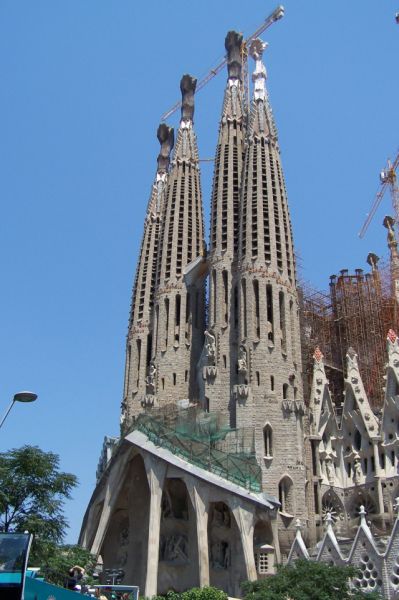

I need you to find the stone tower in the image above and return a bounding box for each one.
[122,124,174,426]
[235,40,307,541]
[204,31,246,424]
[153,74,206,406]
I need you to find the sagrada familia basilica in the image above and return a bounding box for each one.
[80,26,399,599]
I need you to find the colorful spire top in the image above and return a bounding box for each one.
[313,346,324,363]
[388,329,398,344]
[250,38,268,101]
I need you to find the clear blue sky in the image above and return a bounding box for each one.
[1,1,398,543]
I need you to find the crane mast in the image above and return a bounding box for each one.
[359,151,399,238]
[160,5,285,122]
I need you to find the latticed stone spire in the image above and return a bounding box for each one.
[122,124,174,427]
[234,40,307,545]
[205,31,246,423]
[153,74,206,407]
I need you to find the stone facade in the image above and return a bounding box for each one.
[80,27,399,598]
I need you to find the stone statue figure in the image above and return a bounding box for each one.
[325,457,335,485]
[160,534,188,563]
[180,74,197,122]
[353,453,362,485]
[238,345,248,374]
[210,541,230,569]
[225,31,243,81]
[157,124,174,174]
[146,362,157,393]
[204,330,216,362]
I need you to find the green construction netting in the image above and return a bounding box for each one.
[129,405,262,493]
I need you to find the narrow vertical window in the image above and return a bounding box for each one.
[270,375,274,391]
[279,291,286,353]
[185,370,188,382]
[136,339,142,388]
[175,294,181,343]
[242,279,247,338]
[266,284,274,343]
[173,373,176,386]
[155,305,159,353]
[263,424,272,457]
[146,333,152,367]
[222,270,228,324]
[125,344,131,395]
[256,371,260,386]
[253,279,260,339]
[283,383,288,399]
[212,270,217,324]
[164,298,169,348]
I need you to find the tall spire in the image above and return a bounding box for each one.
[121,124,174,427]
[153,74,205,407]
[204,31,246,423]
[235,40,307,548]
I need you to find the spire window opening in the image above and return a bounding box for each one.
[278,477,294,515]
[136,339,142,389]
[269,155,283,270]
[233,145,240,253]
[175,294,181,343]
[270,375,274,391]
[261,145,271,262]
[164,298,169,348]
[242,279,247,338]
[283,383,288,400]
[185,370,188,382]
[146,333,152,367]
[251,146,258,258]
[391,450,395,469]
[222,270,228,324]
[263,424,273,457]
[253,279,260,339]
[125,344,131,395]
[162,377,165,390]
[276,161,293,282]
[266,284,274,344]
[173,373,176,386]
[155,305,159,353]
[221,145,229,251]
[212,270,217,325]
[279,291,286,353]
[289,299,296,362]
[256,371,260,386]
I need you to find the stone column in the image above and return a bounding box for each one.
[270,512,281,564]
[373,440,385,516]
[186,480,210,587]
[230,502,257,581]
[143,454,166,598]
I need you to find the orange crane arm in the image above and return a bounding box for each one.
[160,5,285,122]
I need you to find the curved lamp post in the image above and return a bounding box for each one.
[0,391,38,430]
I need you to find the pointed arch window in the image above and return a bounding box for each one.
[263,424,273,458]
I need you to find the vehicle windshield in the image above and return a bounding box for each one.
[0,533,30,574]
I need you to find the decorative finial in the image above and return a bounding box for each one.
[388,329,398,345]
[295,518,302,532]
[366,252,380,271]
[359,504,367,525]
[250,38,268,101]
[156,124,174,174]
[313,346,323,363]
[347,347,357,360]
[384,215,397,247]
[180,74,197,124]
[225,31,243,81]
[324,512,334,529]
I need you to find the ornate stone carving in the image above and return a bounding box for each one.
[325,457,335,485]
[204,329,216,364]
[157,124,174,174]
[225,30,243,81]
[212,503,231,528]
[146,362,157,393]
[210,540,230,570]
[159,534,189,564]
[180,74,197,122]
[353,453,362,485]
[238,344,248,374]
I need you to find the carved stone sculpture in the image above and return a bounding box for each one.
[325,457,335,485]
[353,454,362,485]
[146,362,157,393]
[204,330,216,363]
[238,344,247,374]
[225,30,243,81]
[180,74,197,122]
[210,540,230,569]
[157,124,174,174]
[160,534,188,563]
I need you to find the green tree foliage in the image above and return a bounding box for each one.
[242,559,382,600]
[0,445,77,542]
[147,587,228,600]
[39,543,97,587]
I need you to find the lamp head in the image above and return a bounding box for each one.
[13,391,37,403]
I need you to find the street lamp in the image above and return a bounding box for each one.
[0,391,38,430]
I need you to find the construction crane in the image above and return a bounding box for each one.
[358,151,399,238]
[160,5,285,122]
